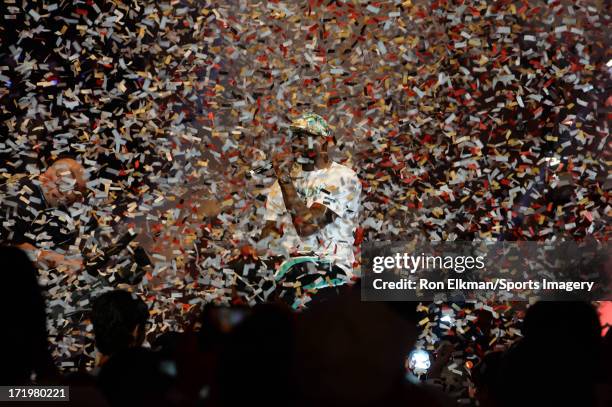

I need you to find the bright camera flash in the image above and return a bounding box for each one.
[408,349,431,374]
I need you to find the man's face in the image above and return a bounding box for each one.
[41,159,87,207]
[291,132,321,164]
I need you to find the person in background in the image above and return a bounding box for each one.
[90,290,149,367]
[0,157,88,271]
[0,246,58,384]
[0,246,111,406]
[496,301,602,407]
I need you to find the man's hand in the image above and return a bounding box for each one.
[271,147,338,237]
[260,221,282,240]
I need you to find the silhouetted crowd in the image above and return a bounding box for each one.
[1,245,610,407]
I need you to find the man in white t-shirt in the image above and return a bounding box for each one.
[260,113,361,277]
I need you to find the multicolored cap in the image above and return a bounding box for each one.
[289,113,332,139]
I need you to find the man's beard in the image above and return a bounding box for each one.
[295,149,316,167]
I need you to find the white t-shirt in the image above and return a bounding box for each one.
[263,161,361,274]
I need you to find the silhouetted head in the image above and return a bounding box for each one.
[91,290,149,358]
[497,302,603,407]
[523,301,601,348]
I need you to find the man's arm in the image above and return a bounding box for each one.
[1,187,82,272]
[16,242,82,271]
[277,178,336,237]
